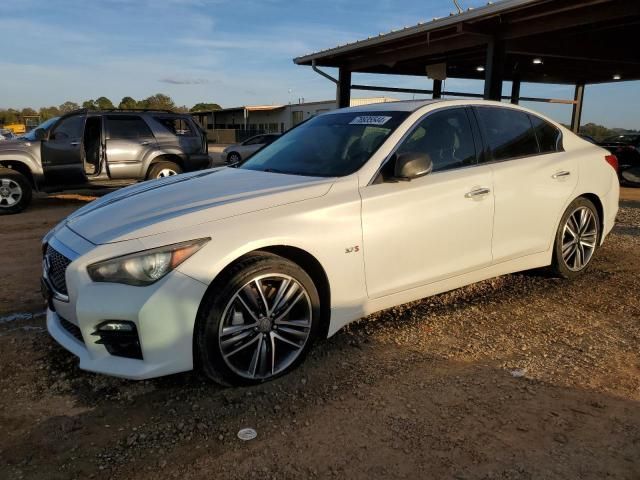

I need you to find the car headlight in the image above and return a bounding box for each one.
[87,238,210,286]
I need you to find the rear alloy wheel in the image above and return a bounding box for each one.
[148,161,183,180]
[551,197,600,278]
[196,253,321,385]
[0,168,32,215]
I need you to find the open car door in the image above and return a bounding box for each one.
[41,114,87,185]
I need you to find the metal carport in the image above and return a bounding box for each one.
[294,0,640,132]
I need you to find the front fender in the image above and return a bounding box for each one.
[141,178,367,337]
[0,145,43,185]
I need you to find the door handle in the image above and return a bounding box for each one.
[465,187,491,198]
[140,140,151,146]
[552,171,571,179]
[70,141,79,147]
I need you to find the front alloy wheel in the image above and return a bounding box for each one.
[196,253,321,385]
[219,274,313,380]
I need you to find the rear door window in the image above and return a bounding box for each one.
[107,115,153,139]
[475,107,539,161]
[154,117,196,137]
[529,115,562,153]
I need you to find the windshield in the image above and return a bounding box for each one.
[21,117,59,140]
[602,134,640,145]
[240,111,409,177]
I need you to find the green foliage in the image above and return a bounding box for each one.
[1,95,223,127]
[190,102,222,112]
[39,106,61,120]
[118,96,138,109]
[59,101,80,114]
[139,93,176,111]
[95,96,115,110]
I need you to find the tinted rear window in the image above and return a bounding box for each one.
[529,115,562,153]
[154,117,195,137]
[107,115,153,139]
[475,107,538,161]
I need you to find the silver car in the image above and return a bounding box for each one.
[222,134,280,164]
[0,109,209,214]
[0,129,17,141]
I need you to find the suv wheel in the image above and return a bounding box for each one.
[196,253,321,386]
[0,167,32,215]
[148,161,183,180]
[550,197,600,278]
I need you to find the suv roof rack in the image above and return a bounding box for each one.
[99,108,177,113]
[64,108,178,116]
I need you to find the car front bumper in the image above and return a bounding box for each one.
[46,257,208,380]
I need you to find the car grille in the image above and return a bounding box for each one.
[46,245,71,295]
[60,317,84,343]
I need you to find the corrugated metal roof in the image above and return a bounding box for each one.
[293,0,544,64]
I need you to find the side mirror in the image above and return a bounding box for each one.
[33,128,46,141]
[393,152,433,181]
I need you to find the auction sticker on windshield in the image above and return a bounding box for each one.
[349,116,392,125]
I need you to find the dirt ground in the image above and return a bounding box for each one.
[0,189,639,480]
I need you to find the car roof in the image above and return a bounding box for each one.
[325,99,444,114]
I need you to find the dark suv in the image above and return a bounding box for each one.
[0,109,209,214]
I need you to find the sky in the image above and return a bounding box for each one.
[2,0,638,129]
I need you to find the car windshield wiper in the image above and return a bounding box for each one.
[263,168,289,174]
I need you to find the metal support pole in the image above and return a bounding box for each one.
[484,38,505,101]
[432,79,443,99]
[510,77,521,104]
[337,67,352,108]
[571,84,585,133]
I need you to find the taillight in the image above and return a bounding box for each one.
[605,154,619,172]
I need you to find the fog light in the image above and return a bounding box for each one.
[92,321,142,359]
[98,321,135,332]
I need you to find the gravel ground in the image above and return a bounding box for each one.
[0,190,638,480]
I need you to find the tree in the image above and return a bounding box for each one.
[21,107,38,117]
[190,102,222,112]
[39,106,61,120]
[95,96,114,110]
[0,108,20,125]
[118,96,138,110]
[139,93,175,111]
[59,101,80,114]
[82,99,97,110]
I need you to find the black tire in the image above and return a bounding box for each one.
[226,152,241,164]
[147,161,183,180]
[550,197,600,279]
[0,167,32,215]
[195,252,321,386]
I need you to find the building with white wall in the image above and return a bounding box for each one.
[192,97,397,143]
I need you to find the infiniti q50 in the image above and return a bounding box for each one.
[42,100,619,385]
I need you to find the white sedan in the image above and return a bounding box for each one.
[42,100,619,385]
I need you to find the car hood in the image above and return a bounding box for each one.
[0,138,29,148]
[64,167,334,244]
